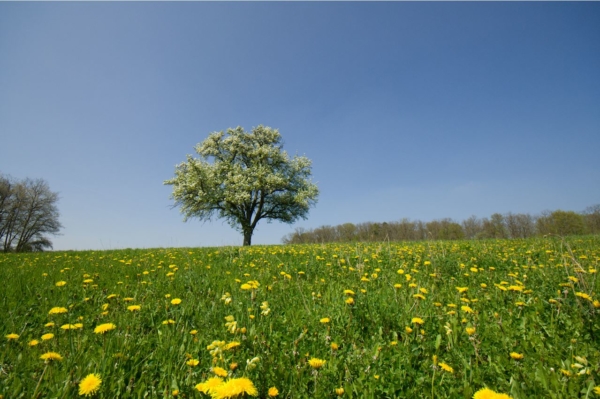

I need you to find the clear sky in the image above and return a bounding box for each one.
[1,2,599,250]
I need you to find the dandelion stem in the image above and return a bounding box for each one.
[31,363,48,399]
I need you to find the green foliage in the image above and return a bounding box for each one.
[1,237,599,398]
[164,126,318,245]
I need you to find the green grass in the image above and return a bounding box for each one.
[1,237,599,398]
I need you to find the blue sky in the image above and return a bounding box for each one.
[1,2,599,250]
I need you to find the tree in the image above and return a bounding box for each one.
[0,174,62,252]
[165,126,319,246]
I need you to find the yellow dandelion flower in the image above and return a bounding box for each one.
[330,342,339,350]
[335,387,345,396]
[94,323,116,334]
[308,358,326,369]
[439,362,453,373]
[40,351,63,362]
[6,333,19,340]
[575,292,592,301]
[405,326,413,333]
[195,377,224,394]
[49,307,68,315]
[268,387,279,397]
[510,352,524,360]
[45,322,55,327]
[345,297,354,305]
[343,289,355,295]
[171,298,182,305]
[211,377,258,399]
[186,359,199,367]
[127,305,141,312]
[79,373,102,396]
[473,388,497,399]
[41,333,54,340]
[29,339,40,346]
[190,329,198,335]
[320,317,330,324]
[465,327,476,336]
[213,366,228,377]
[55,281,67,287]
[411,317,424,325]
[461,306,474,314]
[592,386,600,395]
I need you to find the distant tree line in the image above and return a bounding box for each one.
[282,206,600,244]
[0,174,62,252]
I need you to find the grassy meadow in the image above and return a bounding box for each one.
[1,237,599,398]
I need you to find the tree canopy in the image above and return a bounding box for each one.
[164,125,319,245]
[0,174,62,252]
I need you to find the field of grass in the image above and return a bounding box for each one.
[1,237,599,398]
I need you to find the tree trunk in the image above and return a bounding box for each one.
[243,228,253,246]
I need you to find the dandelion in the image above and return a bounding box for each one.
[411,317,424,325]
[510,352,524,360]
[79,373,102,396]
[171,298,182,305]
[575,292,592,301]
[344,289,355,295]
[331,342,339,350]
[439,362,453,373]
[49,307,68,315]
[213,366,229,377]
[473,388,497,399]
[6,333,19,340]
[405,326,413,333]
[127,305,141,312]
[345,297,354,305]
[55,281,67,287]
[336,387,345,396]
[190,329,198,335]
[94,323,116,334]
[268,387,279,397]
[195,377,224,394]
[465,327,476,336]
[41,333,54,341]
[593,386,600,395]
[29,339,40,346]
[456,287,468,294]
[308,358,326,369]
[461,306,474,314]
[40,351,63,362]
[45,322,55,327]
[320,317,330,324]
[186,359,199,367]
[211,377,258,399]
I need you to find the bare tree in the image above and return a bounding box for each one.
[0,175,62,252]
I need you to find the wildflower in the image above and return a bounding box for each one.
[123,297,134,302]
[79,373,102,396]
[344,289,355,295]
[94,323,116,334]
[240,283,252,290]
[439,362,453,373]
[308,358,326,369]
[41,333,54,341]
[49,307,68,315]
[225,341,240,350]
[6,333,19,340]
[411,317,424,325]
[29,339,40,346]
[461,306,474,314]
[345,297,354,305]
[466,327,476,336]
[55,281,67,287]
[413,294,426,300]
[163,319,176,325]
[171,298,182,305]
[268,387,279,397]
[394,283,402,288]
[575,292,592,301]
[213,366,229,377]
[592,386,600,395]
[127,305,141,312]
[473,388,497,399]
[190,329,198,335]
[331,342,339,350]
[40,351,63,362]
[106,294,117,299]
[229,362,238,371]
[320,317,330,324]
[336,387,345,396]
[211,377,258,399]
[510,352,524,360]
[405,326,413,333]
[456,287,468,294]
[186,359,199,367]
[45,322,55,327]
[195,377,224,394]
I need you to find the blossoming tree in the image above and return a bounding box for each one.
[164,125,319,246]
